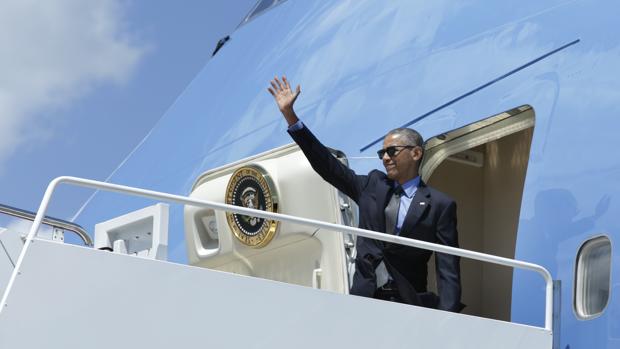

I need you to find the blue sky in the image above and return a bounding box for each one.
[0,0,256,222]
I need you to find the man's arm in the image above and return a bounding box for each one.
[268,76,367,202]
[434,201,463,312]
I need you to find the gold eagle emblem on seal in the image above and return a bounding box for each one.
[225,165,279,248]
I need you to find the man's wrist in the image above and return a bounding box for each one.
[281,107,299,126]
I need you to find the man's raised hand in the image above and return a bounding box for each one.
[268,76,301,124]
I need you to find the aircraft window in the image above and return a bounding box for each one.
[574,236,611,319]
[238,0,287,28]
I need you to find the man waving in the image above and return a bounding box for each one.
[268,76,463,312]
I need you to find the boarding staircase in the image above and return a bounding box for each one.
[0,178,553,349]
[0,145,559,349]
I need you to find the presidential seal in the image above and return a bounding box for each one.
[225,165,279,248]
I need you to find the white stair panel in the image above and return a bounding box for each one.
[0,240,551,349]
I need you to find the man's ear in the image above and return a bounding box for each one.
[412,147,423,161]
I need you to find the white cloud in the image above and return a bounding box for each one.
[0,0,146,171]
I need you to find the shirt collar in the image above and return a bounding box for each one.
[396,176,420,198]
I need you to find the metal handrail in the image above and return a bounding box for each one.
[0,203,93,247]
[0,176,555,332]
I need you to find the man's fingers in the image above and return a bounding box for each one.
[269,76,298,99]
[275,77,284,90]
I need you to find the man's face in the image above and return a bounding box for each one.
[381,133,422,184]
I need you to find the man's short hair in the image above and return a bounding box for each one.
[386,128,424,147]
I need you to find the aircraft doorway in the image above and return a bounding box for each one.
[421,106,534,321]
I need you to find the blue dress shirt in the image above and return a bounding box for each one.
[394,176,420,235]
[288,120,305,131]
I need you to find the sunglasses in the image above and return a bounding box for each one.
[377,145,416,159]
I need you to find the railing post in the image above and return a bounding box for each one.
[0,177,64,314]
[552,280,561,349]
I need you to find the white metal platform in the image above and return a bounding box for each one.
[0,239,551,349]
[0,176,555,348]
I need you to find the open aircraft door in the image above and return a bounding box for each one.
[184,143,357,293]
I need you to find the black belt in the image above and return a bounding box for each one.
[374,281,402,302]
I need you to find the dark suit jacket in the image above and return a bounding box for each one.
[289,125,462,312]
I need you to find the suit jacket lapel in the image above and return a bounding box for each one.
[399,182,431,238]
